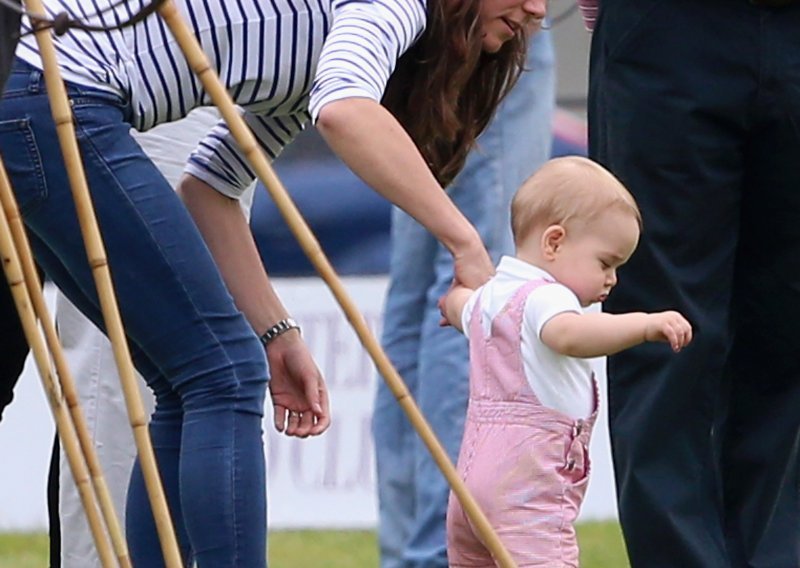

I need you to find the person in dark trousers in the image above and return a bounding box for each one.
[0,269,27,420]
[585,0,800,566]
[0,0,24,424]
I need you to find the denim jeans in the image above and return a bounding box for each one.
[372,31,556,568]
[0,59,268,567]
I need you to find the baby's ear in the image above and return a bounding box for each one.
[541,225,566,258]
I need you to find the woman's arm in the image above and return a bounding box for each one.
[540,310,693,358]
[316,98,494,289]
[178,174,330,437]
[178,174,287,334]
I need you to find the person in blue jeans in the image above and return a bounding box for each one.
[1,0,544,564]
[373,30,556,568]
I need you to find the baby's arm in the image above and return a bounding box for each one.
[441,285,475,333]
[540,311,692,358]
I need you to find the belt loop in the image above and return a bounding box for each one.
[28,69,42,94]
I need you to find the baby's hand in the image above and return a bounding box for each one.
[437,281,459,327]
[645,311,693,352]
[436,293,450,327]
[438,281,474,331]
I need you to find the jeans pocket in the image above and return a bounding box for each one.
[0,118,48,214]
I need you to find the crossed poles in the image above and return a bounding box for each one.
[0,1,518,566]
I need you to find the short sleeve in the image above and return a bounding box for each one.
[523,283,582,340]
[308,0,426,122]
[460,287,482,341]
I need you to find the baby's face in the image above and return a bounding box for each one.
[548,209,640,307]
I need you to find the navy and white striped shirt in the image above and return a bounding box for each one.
[17,0,426,198]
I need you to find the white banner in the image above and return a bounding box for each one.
[266,277,384,529]
[0,277,616,531]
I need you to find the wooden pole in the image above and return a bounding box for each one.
[157,3,517,566]
[23,1,183,565]
[0,158,117,568]
[0,158,132,568]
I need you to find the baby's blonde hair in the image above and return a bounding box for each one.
[511,156,641,245]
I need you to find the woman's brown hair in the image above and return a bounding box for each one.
[382,0,529,187]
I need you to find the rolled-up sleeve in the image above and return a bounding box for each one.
[577,0,599,32]
[184,110,308,199]
[308,0,426,122]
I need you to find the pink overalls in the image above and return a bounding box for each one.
[447,279,599,567]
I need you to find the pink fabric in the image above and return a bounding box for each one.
[447,279,598,567]
[577,0,599,31]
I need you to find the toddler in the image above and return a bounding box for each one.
[441,156,692,567]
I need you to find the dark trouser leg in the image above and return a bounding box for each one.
[1,263,58,561]
[0,270,28,421]
[49,435,61,568]
[590,1,773,566]
[0,194,59,563]
[721,60,800,566]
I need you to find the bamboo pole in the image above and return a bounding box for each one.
[0,159,131,567]
[0,158,117,568]
[23,1,183,565]
[157,3,517,566]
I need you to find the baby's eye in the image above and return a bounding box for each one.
[600,260,611,269]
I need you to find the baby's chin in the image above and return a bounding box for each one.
[579,296,603,308]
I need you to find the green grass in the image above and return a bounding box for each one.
[0,532,49,568]
[0,522,629,567]
[577,521,630,567]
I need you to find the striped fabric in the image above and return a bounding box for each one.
[16,0,426,198]
[577,0,598,31]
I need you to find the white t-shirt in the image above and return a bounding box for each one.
[461,256,594,419]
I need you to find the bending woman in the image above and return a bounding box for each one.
[0,0,544,565]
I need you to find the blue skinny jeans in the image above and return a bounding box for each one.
[0,59,268,567]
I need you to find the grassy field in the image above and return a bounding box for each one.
[0,522,629,567]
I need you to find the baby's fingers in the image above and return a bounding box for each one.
[666,318,692,352]
[682,321,693,347]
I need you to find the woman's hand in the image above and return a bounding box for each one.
[266,331,331,438]
[437,283,474,332]
[452,239,494,289]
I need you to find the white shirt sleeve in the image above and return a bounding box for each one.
[460,287,483,341]
[184,110,308,199]
[523,283,583,340]
[308,0,426,122]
